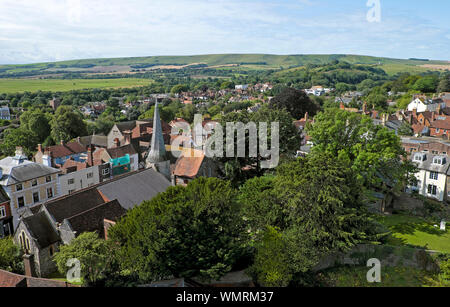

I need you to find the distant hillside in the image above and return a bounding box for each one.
[0,54,449,78]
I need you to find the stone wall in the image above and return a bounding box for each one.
[313,244,440,273]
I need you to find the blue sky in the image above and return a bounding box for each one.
[0,0,449,64]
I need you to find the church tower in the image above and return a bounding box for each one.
[146,102,171,180]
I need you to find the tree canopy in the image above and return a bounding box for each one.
[109,177,248,282]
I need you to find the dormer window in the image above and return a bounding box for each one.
[414,153,426,162]
[433,157,446,165]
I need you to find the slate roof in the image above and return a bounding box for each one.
[79,134,108,148]
[64,200,126,237]
[411,152,450,173]
[115,121,137,133]
[43,188,106,223]
[22,211,60,248]
[0,158,60,186]
[0,187,10,203]
[97,169,171,210]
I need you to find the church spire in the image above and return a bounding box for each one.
[146,102,167,164]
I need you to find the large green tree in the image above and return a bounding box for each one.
[0,237,23,274]
[306,108,416,192]
[50,106,88,143]
[212,106,301,185]
[109,177,248,282]
[0,128,39,157]
[269,87,318,120]
[53,232,112,286]
[19,108,52,143]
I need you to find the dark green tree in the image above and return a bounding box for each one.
[269,87,318,120]
[50,106,88,143]
[109,178,248,282]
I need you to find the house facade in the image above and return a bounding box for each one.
[0,148,60,228]
[409,152,450,202]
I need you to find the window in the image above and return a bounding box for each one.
[46,175,52,183]
[87,172,93,179]
[16,183,23,191]
[67,178,75,185]
[428,184,437,196]
[31,179,37,187]
[436,128,440,133]
[433,157,446,165]
[102,168,110,176]
[430,172,439,180]
[68,189,76,195]
[47,187,53,199]
[33,192,39,203]
[432,151,438,154]
[0,206,6,218]
[49,245,54,257]
[19,232,31,254]
[17,196,25,208]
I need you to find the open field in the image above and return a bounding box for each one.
[0,78,151,94]
[376,214,450,253]
[1,54,448,78]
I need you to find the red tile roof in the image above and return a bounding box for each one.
[173,150,205,178]
[44,142,86,158]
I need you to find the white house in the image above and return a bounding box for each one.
[407,98,446,113]
[409,152,450,202]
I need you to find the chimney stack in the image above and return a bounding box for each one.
[87,145,94,167]
[23,254,36,277]
[123,131,131,145]
[37,144,42,153]
[304,112,309,121]
[60,140,65,146]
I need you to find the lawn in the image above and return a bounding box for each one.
[318,266,438,287]
[0,78,151,94]
[377,214,450,253]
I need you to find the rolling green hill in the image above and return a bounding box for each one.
[1,54,448,78]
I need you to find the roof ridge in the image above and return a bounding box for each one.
[65,199,120,221]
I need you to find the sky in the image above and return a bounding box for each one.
[0,0,449,64]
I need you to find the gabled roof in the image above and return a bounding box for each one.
[64,200,126,238]
[106,143,137,159]
[430,120,450,130]
[173,150,205,179]
[114,121,137,133]
[97,169,171,210]
[42,189,106,223]
[43,142,86,158]
[22,211,60,249]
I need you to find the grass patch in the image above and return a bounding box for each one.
[376,214,450,253]
[0,78,151,94]
[317,265,437,287]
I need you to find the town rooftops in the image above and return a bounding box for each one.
[79,134,108,148]
[41,141,86,158]
[106,143,137,159]
[0,155,60,186]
